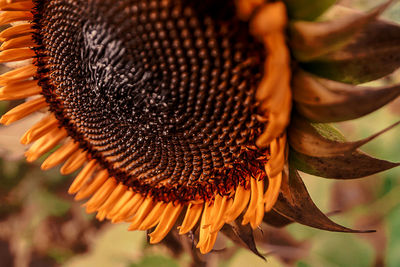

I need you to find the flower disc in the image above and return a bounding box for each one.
[33,0,266,202]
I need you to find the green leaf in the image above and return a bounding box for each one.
[290,148,400,179]
[272,167,373,233]
[301,18,400,84]
[292,70,400,122]
[288,115,400,157]
[283,0,337,21]
[290,2,392,61]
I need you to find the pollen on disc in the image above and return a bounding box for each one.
[33,0,267,202]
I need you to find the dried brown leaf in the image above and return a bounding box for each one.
[221,219,265,260]
[263,209,294,228]
[292,70,400,122]
[288,114,400,157]
[290,148,400,179]
[272,167,374,232]
[290,1,393,61]
[301,18,400,84]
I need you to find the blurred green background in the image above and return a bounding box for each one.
[1,0,400,266]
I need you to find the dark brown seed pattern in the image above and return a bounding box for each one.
[32,0,267,202]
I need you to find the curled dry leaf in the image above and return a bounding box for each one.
[288,114,400,157]
[301,18,400,84]
[290,1,393,61]
[221,218,265,260]
[292,70,400,122]
[263,209,294,228]
[272,167,374,232]
[255,224,309,265]
[290,149,400,179]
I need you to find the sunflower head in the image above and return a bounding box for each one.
[0,0,399,259]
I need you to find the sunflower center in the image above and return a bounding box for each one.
[34,0,267,202]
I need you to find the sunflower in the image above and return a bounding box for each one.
[0,0,399,257]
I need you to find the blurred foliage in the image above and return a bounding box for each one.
[0,1,400,267]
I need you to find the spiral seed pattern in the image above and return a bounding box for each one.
[34,0,267,202]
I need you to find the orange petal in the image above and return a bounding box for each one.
[137,201,166,230]
[98,182,127,215]
[0,1,35,11]
[197,202,211,248]
[20,115,58,144]
[199,232,218,254]
[107,189,134,219]
[0,23,32,42]
[149,203,183,244]
[224,184,250,222]
[0,64,36,85]
[25,127,67,162]
[0,79,41,100]
[265,135,287,178]
[0,11,33,26]
[112,193,143,222]
[60,149,87,175]
[179,202,203,234]
[74,169,109,200]
[210,195,230,233]
[41,140,79,170]
[85,177,117,213]
[1,34,36,50]
[0,47,35,63]
[127,197,154,230]
[264,172,282,212]
[68,159,97,194]
[0,96,47,125]
[242,176,264,229]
